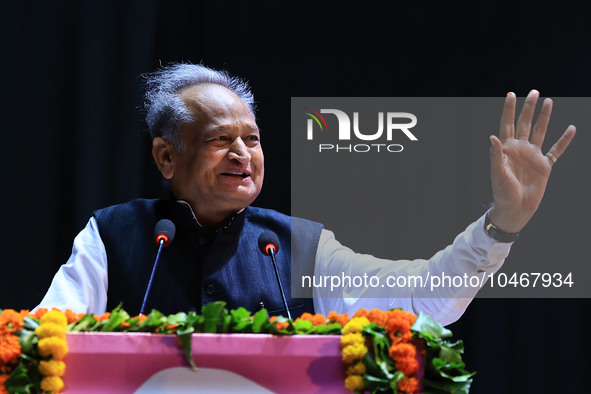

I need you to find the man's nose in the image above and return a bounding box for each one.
[228,137,250,163]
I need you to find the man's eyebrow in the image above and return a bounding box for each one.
[208,124,259,133]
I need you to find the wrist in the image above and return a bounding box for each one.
[484,211,520,243]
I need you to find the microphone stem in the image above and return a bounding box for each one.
[140,239,165,315]
[269,249,291,320]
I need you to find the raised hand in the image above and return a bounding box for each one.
[488,90,576,233]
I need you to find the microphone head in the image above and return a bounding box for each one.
[154,219,176,247]
[258,231,280,255]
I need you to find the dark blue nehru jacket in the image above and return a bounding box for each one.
[93,199,323,317]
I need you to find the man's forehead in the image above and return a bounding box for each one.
[180,83,238,108]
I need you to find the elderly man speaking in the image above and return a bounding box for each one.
[36,63,576,325]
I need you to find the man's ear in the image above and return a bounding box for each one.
[152,137,175,179]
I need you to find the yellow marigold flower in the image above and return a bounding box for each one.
[346,361,366,376]
[344,374,364,391]
[38,337,68,360]
[342,317,370,335]
[36,323,66,339]
[38,360,66,377]
[341,343,368,364]
[40,311,67,327]
[40,376,64,393]
[340,332,365,347]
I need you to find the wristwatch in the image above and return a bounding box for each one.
[484,213,520,243]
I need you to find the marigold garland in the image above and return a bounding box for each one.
[0,303,473,394]
[36,310,68,393]
[0,309,27,394]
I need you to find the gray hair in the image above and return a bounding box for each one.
[144,63,256,151]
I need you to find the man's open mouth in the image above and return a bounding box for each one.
[222,172,250,178]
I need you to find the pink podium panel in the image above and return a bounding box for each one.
[63,332,348,393]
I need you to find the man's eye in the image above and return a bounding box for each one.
[248,135,259,142]
[217,136,229,141]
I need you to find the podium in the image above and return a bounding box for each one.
[63,332,348,393]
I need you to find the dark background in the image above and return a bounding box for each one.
[1,1,590,392]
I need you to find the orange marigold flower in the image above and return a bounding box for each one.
[344,374,364,391]
[38,337,68,360]
[389,342,416,360]
[31,308,49,320]
[398,377,420,393]
[93,312,110,322]
[64,309,84,324]
[0,374,9,394]
[270,317,289,331]
[0,334,21,366]
[367,309,388,326]
[0,309,28,334]
[389,343,419,376]
[327,311,350,326]
[352,308,368,318]
[40,376,64,393]
[298,312,326,326]
[39,360,66,377]
[384,309,415,344]
[396,356,419,376]
[120,321,131,329]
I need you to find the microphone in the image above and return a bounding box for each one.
[258,231,291,320]
[140,219,176,315]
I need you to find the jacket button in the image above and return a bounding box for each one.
[198,237,207,245]
[206,284,216,295]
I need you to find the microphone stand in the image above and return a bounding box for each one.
[268,246,291,320]
[140,238,165,315]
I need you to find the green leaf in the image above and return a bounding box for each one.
[411,312,452,344]
[230,307,253,332]
[177,333,197,371]
[422,377,472,394]
[202,301,227,333]
[22,316,39,331]
[251,309,269,333]
[17,329,38,355]
[68,314,98,332]
[314,323,342,335]
[100,308,130,332]
[294,319,313,334]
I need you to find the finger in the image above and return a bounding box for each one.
[515,89,540,140]
[499,92,516,142]
[530,98,553,147]
[546,125,576,166]
[489,135,506,182]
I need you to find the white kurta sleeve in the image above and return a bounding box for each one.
[35,217,108,314]
[312,212,512,325]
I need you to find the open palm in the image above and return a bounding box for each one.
[489,90,576,233]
